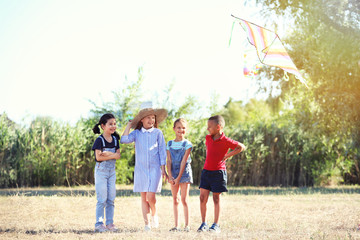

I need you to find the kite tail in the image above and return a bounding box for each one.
[298,77,309,89]
[228,21,235,47]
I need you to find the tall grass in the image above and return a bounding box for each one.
[0,115,133,187]
[0,110,357,188]
[1,69,359,187]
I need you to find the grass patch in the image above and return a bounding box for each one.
[0,187,360,239]
[1,185,360,197]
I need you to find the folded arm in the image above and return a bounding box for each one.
[95,149,121,161]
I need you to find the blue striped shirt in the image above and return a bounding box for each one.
[120,128,166,193]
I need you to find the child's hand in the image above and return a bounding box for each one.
[162,169,169,181]
[126,120,132,127]
[167,176,174,184]
[168,176,175,185]
[100,152,112,157]
[114,152,121,159]
[222,154,229,162]
[173,178,180,186]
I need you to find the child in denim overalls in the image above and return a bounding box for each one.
[166,118,193,232]
[92,113,121,232]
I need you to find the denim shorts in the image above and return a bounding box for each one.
[199,169,228,193]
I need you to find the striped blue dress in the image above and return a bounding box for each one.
[120,127,166,193]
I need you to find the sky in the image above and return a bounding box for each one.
[0,0,265,125]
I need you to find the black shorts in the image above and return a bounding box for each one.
[199,169,228,193]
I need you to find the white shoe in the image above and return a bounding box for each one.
[144,225,151,232]
[151,215,159,228]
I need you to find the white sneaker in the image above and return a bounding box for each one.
[151,215,159,228]
[144,225,151,232]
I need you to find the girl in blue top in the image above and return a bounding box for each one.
[120,107,168,231]
[166,118,193,232]
[92,113,121,233]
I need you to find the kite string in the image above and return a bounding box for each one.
[228,21,235,47]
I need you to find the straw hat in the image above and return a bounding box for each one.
[130,108,168,129]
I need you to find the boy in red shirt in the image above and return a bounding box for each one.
[197,115,246,233]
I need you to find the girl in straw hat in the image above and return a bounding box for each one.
[120,107,168,231]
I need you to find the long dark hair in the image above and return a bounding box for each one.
[92,113,120,139]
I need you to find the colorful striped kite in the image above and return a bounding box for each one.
[231,15,308,88]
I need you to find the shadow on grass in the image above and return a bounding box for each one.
[0,187,359,197]
[226,187,360,195]
[0,227,140,235]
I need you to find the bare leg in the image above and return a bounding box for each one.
[180,183,190,227]
[213,192,221,224]
[140,192,150,225]
[170,183,180,227]
[146,192,157,216]
[199,188,210,223]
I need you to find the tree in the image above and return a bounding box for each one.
[250,0,360,183]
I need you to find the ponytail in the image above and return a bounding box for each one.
[92,123,101,134]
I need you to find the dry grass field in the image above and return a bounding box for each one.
[1,187,360,239]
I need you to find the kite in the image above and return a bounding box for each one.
[231,15,308,88]
[243,62,262,77]
[243,54,263,77]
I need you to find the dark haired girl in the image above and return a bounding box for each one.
[92,113,120,232]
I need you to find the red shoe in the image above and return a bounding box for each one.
[106,223,118,232]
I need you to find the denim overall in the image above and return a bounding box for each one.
[94,135,117,227]
[169,140,193,183]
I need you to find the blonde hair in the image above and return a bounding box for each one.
[173,118,187,128]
